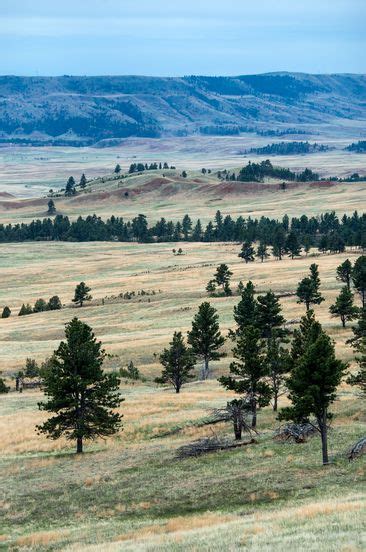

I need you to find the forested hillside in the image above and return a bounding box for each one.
[0,73,365,145]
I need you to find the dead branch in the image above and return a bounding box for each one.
[348,436,366,461]
[177,435,256,459]
[273,422,318,443]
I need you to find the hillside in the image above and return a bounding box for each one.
[1,73,366,145]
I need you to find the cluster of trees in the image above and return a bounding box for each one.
[63,174,87,197]
[17,296,62,317]
[247,142,330,156]
[235,160,319,183]
[127,161,174,173]
[345,141,366,153]
[1,282,92,320]
[1,210,366,250]
[156,259,366,464]
[155,273,351,464]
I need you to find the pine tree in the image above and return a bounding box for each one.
[182,215,192,240]
[272,227,286,260]
[346,307,366,394]
[48,296,62,310]
[256,242,269,262]
[187,302,225,379]
[318,235,329,254]
[0,372,9,394]
[219,326,271,428]
[352,256,366,307]
[65,176,76,197]
[182,171,187,178]
[336,259,352,290]
[206,280,216,295]
[266,337,290,411]
[329,287,359,328]
[37,318,123,453]
[297,264,324,311]
[214,264,232,295]
[233,281,257,335]
[347,345,366,395]
[47,199,56,215]
[18,304,33,316]
[238,242,255,263]
[290,310,323,363]
[24,358,40,378]
[286,231,301,259]
[347,307,366,351]
[280,325,347,465]
[191,220,202,241]
[256,291,286,340]
[72,282,92,307]
[114,164,121,174]
[79,173,87,188]
[1,306,11,318]
[155,332,195,393]
[33,298,48,313]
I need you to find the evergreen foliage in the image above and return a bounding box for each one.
[219,326,271,428]
[72,282,92,307]
[280,320,347,465]
[329,287,359,327]
[1,306,11,318]
[37,318,123,453]
[155,332,195,393]
[187,302,225,379]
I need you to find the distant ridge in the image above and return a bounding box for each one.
[0,73,365,145]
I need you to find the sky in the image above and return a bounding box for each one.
[0,0,365,76]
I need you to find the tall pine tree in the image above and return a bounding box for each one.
[37,318,123,453]
[155,332,195,393]
[187,302,225,379]
[219,326,271,428]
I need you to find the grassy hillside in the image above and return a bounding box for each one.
[0,240,365,550]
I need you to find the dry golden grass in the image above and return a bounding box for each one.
[0,240,361,373]
[15,529,70,548]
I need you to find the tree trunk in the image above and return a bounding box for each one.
[319,415,329,465]
[341,315,346,328]
[251,398,257,428]
[233,421,242,440]
[273,391,278,412]
[204,357,209,380]
[76,436,83,454]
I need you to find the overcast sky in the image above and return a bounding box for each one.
[0,0,365,76]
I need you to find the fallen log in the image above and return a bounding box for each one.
[177,436,256,459]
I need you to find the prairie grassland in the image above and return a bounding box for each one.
[1,167,366,550]
[0,241,361,372]
[0,236,365,550]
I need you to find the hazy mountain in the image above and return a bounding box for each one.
[0,73,365,146]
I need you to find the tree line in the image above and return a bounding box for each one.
[247,141,330,156]
[1,210,366,251]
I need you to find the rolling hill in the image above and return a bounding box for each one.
[0,73,365,145]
